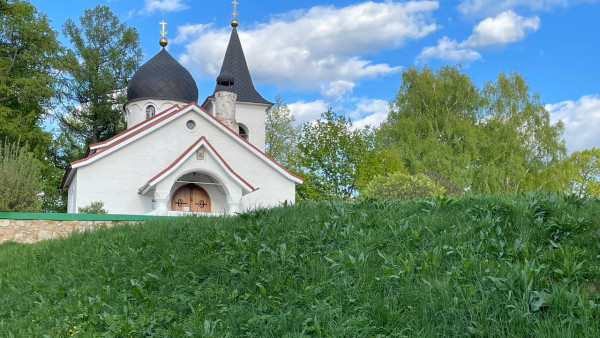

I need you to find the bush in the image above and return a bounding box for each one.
[424,171,463,195]
[0,140,43,212]
[361,171,445,200]
[78,201,107,214]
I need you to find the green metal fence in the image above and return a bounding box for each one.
[0,212,166,222]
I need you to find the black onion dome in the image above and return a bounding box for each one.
[127,49,199,103]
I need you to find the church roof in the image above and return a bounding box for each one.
[127,49,199,103]
[213,27,271,105]
[61,103,303,188]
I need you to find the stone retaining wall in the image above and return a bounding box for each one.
[0,219,138,244]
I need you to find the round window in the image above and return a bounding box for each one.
[146,105,156,119]
[186,120,197,130]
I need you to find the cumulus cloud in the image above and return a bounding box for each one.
[417,37,482,63]
[288,100,329,125]
[465,11,539,47]
[177,1,439,90]
[457,0,590,17]
[320,80,356,99]
[350,99,390,129]
[173,24,212,44]
[547,95,600,153]
[140,0,189,14]
[418,10,538,63]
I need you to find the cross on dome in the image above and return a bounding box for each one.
[159,21,168,47]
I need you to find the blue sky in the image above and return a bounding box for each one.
[32,0,600,152]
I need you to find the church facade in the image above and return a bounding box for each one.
[61,19,303,216]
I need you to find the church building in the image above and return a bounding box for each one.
[61,16,303,216]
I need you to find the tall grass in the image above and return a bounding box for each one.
[0,193,599,336]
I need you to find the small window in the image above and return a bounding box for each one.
[239,124,248,140]
[186,120,197,130]
[146,105,156,119]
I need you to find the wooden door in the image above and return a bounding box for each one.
[171,184,211,213]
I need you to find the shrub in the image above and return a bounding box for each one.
[361,171,445,200]
[424,171,463,195]
[78,201,107,214]
[0,140,43,212]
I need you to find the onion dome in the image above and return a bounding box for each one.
[127,48,199,103]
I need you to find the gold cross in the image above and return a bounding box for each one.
[232,1,239,19]
[160,21,168,38]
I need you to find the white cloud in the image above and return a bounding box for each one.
[178,1,439,90]
[418,10,538,63]
[457,0,587,17]
[351,99,390,129]
[173,24,212,44]
[321,80,356,99]
[288,100,329,125]
[465,11,539,47]
[547,95,600,153]
[417,37,482,63]
[140,0,189,14]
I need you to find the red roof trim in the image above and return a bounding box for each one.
[145,136,254,191]
[90,104,182,149]
[66,102,302,185]
[191,103,304,182]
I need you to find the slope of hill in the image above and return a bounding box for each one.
[1,194,599,336]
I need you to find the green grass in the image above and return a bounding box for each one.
[1,194,599,337]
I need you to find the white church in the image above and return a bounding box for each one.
[61,17,303,216]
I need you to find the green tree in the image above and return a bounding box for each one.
[379,66,567,194]
[296,109,371,200]
[475,71,566,193]
[0,139,43,212]
[566,148,600,197]
[265,95,299,167]
[379,66,482,190]
[58,5,142,153]
[1,0,67,212]
[0,0,60,155]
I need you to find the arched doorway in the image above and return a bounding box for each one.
[171,184,212,213]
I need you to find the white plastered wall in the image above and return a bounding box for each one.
[67,173,78,213]
[203,98,269,152]
[125,99,188,129]
[70,107,296,215]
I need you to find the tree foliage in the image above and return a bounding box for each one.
[0,139,42,212]
[265,95,299,167]
[361,171,445,200]
[0,0,60,156]
[379,66,481,190]
[566,148,600,197]
[379,66,566,194]
[58,5,142,151]
[296,110,372,200]
[476,71,566,193]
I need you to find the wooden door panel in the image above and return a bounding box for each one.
[190,185,211,213]
[171,185,191,211]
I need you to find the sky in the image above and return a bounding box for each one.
[32,0,600,153]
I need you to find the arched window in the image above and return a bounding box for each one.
[146,105,156,119]
[238,124,248,140]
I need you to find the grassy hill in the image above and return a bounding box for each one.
[1,194,599,337]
